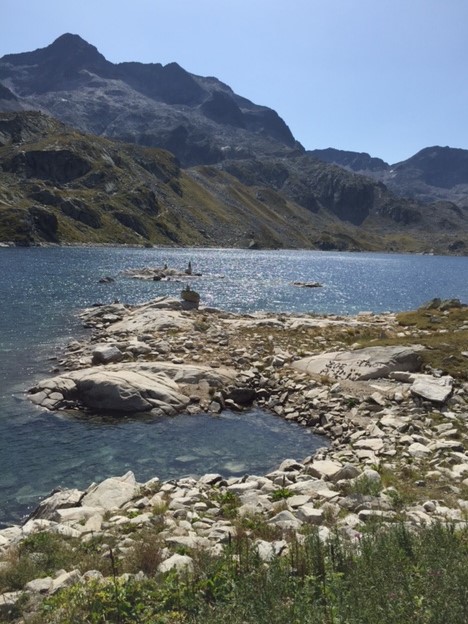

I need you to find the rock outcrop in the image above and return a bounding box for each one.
[29,362,235,415]
[292,345,425,381]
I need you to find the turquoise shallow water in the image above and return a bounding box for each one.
[1,247,467,525]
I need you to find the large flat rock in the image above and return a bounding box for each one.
[410,374,453,403]
[29,362,236,415]
[292,345,425,381]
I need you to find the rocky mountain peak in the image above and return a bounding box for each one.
[0,33,113,95]
[2,33,106,67]
[393,146,468,189]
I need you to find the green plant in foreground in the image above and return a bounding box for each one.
[271,487,293,501]
[25,523,468,624]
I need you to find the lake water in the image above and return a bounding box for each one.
[1,247,467,525]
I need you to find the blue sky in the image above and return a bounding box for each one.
[2,0,467,164]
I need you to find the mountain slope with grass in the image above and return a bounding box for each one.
[1,111,468,253]
[0,111,360,248]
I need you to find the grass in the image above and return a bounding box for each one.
[24,523,468,624]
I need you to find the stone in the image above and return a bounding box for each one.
[410,375,453,403]
[287,494,312,508]
[81,471,137,510]
[25,576,53,593]
[295,504,324,525]
[292,345,424,381]
[408,443,431,458]
[278,459,304,472]
[29,361,234,414]
[198,473,224,486]
[50,569,81,594]
[0,592,22,618]
[330,464,360,483]
[353,438,384,452]
[306,459,343,480]
[357,509,396,522]
[28,488,83,520]
[53,506,103,523]
[268,510,303,530]
[255,539,288,562]
[165,535,210,550]
[92,345,124,365]
[226,387,256,405]
[158,553,194,573]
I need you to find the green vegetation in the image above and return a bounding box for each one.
[271,487,294,501]
[0,532,113,594]
[22,523,468,624]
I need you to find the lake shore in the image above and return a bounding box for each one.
[1,292,467,619]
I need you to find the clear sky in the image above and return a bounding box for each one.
[2,0,467,164]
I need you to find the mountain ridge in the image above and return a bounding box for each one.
[0,33,301,167]
[1,35,467,253]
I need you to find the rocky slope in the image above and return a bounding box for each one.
[310,146,468,207]
[1,110,468,253]
[216,155,468,252]
[1,295,468,620]
[0,111,353,248]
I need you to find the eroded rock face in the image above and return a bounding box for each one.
[292,345,425,381]
[29,362,236,415]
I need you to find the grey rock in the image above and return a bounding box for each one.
[410,375,453,403]
[159,553,194,573]
[306,459,343,480]
[28,488,83,520]
[292,345,424,381]
[92,345,124,365]
[50,569,81,594]
[269,510,303,530]
[0,591,23,618]
[25,576,53,593]
[81,471,137,511]
[295,504,324,525]
[330,464,360,483]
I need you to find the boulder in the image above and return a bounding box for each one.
[29,362,235,415]
[295,504,324,525]
[306,460,343,481]
[81,471,137,511]
[268,510,303,530]
[50,569,81,595]
[28,488,83,520]
[109,306,194,335]
[410,375,453,403]
[92,345,124,365]
[158,554,194,574]
[292,345,425,381]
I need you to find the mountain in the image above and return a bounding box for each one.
[1,35,468,254]
[309,146,468,208]
[0,110,372,249]
[0,34,301,167]
[308,148,390,174]
[1,111,467,254]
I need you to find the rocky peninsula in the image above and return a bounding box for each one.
[1,295,468,620]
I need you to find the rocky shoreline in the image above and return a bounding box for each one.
[1,295,468,619]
